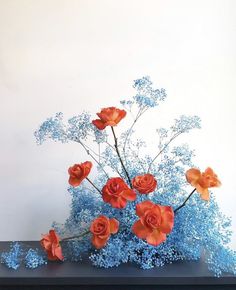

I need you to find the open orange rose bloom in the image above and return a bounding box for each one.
[90,215,119,249]
[92,107,126,130]
[68,161,92,187]
[186,167,221,201]
[102,177,136,209]
[132,173,157,194]
[40,230,63,261]
[132,201,174,246]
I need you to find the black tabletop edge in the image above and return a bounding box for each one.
[0,277,236,286]
[1,241,236,286]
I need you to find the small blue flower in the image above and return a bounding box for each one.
[25,249,47,269]
[1,242,24,270]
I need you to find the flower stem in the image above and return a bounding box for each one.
[122,107,148,166]
[86,177,103,195]
[174,188,196,213]
[147,132,182,173]
[61,230,90,242]
[78,140,110,179]
[111,127,133,188]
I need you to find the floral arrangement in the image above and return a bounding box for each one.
[1,76,236,276]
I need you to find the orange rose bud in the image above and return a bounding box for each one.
[68,161,92,187]
[92,107,126,130]
[90,215,119,249]
[186,167,221,201]
[132,174,157,194]
[132,201,174,247]
[102,177,136,209]
[40,229,64,261]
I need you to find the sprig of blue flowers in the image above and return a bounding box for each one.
[1,76,235,276]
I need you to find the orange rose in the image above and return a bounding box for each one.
[132,201,174,246]
[186,167,221,201]
[92,107,126,130]
[90,215,119,249]
[40,229,64,261]
[132,174,157,194]
[68,161,92,187]
[102,177,136,209]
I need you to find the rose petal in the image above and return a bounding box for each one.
[136,200,154,217]
[204,167,221,187]
[92,235,109,249]
[97,111,113,122]
[41,239,51,251]
[132,220,152,239]
[195,184,210,201]
[102,191,112,203]
[186,168,201,186]
[47,251,58,261]
[53,246,64,261]
[92,119,106,130]
[146,230,166,246]
[83,161,93,172]
[114,109,126,123]
[121,189,136,201]
[68,176,82,187]
[205,167,215,175]
[159,206,174,234]
[109,218,119,234]
[199,188,210,201]
[110,196,127,209]
[49,230,60,243]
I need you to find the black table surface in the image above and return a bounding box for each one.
[0,241,236,289]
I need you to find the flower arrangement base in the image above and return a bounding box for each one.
[0,242,235,290]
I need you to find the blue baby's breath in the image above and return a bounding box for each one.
[2,77,235,275]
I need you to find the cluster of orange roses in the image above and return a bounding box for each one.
[40,107,221,261]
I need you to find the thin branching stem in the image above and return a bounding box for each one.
[147,132,182,172]
[174,188,196,213]
[77,140,109,179]
[111,127,133,188]
[61,230,90,242]
[105,141,116,151]
[86,177,103,195]
[123,108,143,159]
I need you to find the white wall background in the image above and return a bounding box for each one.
[0,0,236,247]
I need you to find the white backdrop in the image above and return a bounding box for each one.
[0,0,235,248]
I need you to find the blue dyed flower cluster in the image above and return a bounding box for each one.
[1,76,235,277]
